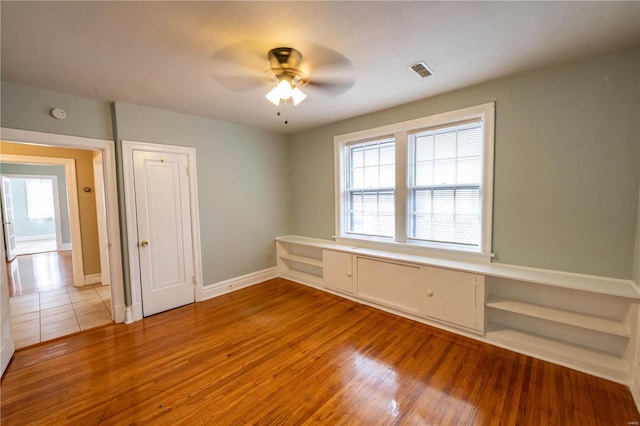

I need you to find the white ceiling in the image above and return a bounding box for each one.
[1,1,639,134]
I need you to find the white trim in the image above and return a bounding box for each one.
[0,127,126,323]
[83,273,101,285]
[124,306,134,324]
[201,267,278,300]
[60,243,72,251]
[122,140,203,320]
[334,102,495,259]
[1,155,84,285]
[93,152,111,286]
[131,302,143,322]
[14,234,56,242]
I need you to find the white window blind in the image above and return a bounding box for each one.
[408,121,483,247]
[346,137,395,237]
[26,178,55,220]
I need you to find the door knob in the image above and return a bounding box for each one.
[139,240,149,247]
[427,290,433,297]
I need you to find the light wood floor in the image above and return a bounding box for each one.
[1,278,638,424]
[7,251,74,297]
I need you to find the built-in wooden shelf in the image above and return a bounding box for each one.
[486,297,630,338]
[485,326,629,382]
[279,252,323,268]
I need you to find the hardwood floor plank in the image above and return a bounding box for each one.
[1,278,638,425]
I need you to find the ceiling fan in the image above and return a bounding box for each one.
[211,41,355,106]
[265,47,308,106]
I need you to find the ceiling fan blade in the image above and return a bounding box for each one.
[211,74,270,92]
[210,40,268,71]
[306,77,356,96]
[302,42,353,74]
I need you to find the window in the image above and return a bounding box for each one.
[346,137,395,237]
[408,121,483,247]
[26,178,55,220]
[335,103,494,257]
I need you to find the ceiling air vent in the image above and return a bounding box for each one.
[408,61,433,78]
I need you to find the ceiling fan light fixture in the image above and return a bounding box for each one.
[265,86,281,105]
[275,79,293,99]
[291,86,307,105]
[265,76,307,106]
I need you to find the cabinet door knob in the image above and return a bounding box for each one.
[347,272,352,277]
[427,290,433,297]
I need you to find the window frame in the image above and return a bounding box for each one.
[344,136,396,238]
[334,102,495,260]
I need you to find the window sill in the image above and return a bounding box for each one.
[334,235,494,264]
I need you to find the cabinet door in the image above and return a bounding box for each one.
[323,250,353,293]
[357,257,427,316]
[426,267,484,332]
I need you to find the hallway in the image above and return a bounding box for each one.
[7,251,112,349]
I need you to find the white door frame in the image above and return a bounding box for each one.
[1,156,84,285]
[1,174,64,253]
[122,140,203,322]
[92,152,111,286]
[1,127,126,323]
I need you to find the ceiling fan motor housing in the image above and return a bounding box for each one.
[268,47,303,81]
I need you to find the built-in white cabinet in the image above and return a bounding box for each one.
[276,235,640,384]
[323,250,353,293]
[356,257,427,316]
[426,267,484,332]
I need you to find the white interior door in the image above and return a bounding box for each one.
[1,176,17,261]
[133,150,194,317]
[1,224,15,377]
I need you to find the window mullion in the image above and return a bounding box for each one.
[395,130,407,243]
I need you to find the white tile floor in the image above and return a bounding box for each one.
[10,284,112,349]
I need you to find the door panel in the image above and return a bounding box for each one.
[1,176,17,261]
[425,267,484,332]
[133,151,194,317]
[1,225,15,376]
[323,250,353,293]
[356,257,427,316]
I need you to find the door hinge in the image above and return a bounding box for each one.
[186,166,189,177]
[192,275,196,286]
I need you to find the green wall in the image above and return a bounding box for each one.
[1,83,289,295]
[1,45,638,284]
[1,81,113,140]
[288,46,640,279]
[112,103,290,285]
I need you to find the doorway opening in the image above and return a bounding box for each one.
[1,128,125,350]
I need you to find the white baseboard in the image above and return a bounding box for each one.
[59,243,72,251]
[131,302,143,322]
[201,267,278,301]
[84,273,101,285]
[114,303,126,324]
[15,234,55,242]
